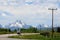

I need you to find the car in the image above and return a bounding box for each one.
[17,31,21,35]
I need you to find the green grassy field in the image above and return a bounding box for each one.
[8,32,60,40]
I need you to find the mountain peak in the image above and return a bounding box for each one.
[16,20,25,25]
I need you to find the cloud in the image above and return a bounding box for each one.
[0,0,59,26]
[0,11,13,17]
[1,13,7,16]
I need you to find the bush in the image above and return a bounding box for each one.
[57,27,60,32]
[40,32,50,37]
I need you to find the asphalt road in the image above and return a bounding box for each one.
[0,33,39,40]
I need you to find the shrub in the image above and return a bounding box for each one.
[40,32,50,37]
[57,27,60,32]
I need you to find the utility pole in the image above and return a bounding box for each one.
[48,8,57,38]
[39,24,41,35]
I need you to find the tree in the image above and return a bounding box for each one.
[20,26,38,33]
[57,27,60,32]
[28,26,38,33]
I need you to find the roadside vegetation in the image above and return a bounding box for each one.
[21,27,39,33]
[0,26,60,40]
[0,28,15,34]
[8,32,60,40]
[0,27,39,34]
[8,27,60,40]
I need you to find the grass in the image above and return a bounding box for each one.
[8,32,60,40]
[0,32,16,35]
[8,34,50,40]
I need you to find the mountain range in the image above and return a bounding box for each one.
[1,20,31,31]
[0,20,59,31]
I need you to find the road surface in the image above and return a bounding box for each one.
[0,33,39,40]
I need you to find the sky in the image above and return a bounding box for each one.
[0,0,60,26]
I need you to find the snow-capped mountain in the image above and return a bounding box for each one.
[23,24,31,29]
[0,24,2,28]
[10,20,25,28]
[4,20,31,30]
[5,20,24,30]
[0,24,6,28]
[36,24,50,30]
[0,21,59,31]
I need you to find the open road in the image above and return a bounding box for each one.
[0,33,39,40]
[0,34,25,40]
